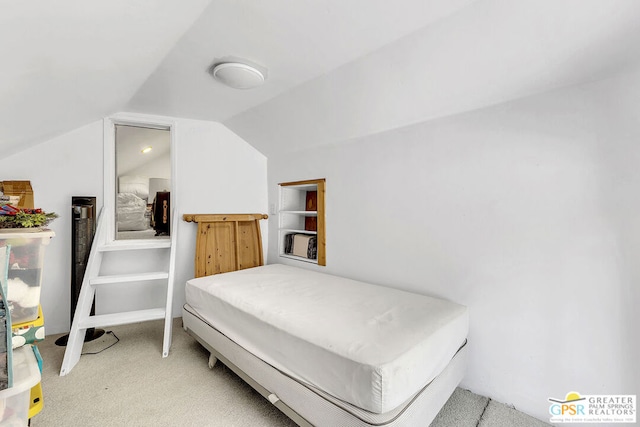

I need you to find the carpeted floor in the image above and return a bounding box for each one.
[30,319,549,426]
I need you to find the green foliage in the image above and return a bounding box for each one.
[0,211,58,229]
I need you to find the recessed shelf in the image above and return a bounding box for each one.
[280,254,319,264]
[280,228,318,235]
[278,179,325,266]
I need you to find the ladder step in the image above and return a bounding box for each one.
[79,308,166,329]
[99,240,171,252]
[90,271,169,285]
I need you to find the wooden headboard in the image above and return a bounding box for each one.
[183,213,268,278]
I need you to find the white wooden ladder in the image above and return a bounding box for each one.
[60,208,178,376]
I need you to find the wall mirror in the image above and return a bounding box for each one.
[111,123,172,241]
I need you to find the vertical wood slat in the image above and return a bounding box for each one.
[234,221,241,270]
[214,221,236,275]
[316,180,326,266]
[183,214,268,278]
[237,221,259,270]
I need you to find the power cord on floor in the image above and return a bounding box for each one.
[81,331,119,355]
[476,398,492,427]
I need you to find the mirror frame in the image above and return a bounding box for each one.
[103,113,177,244]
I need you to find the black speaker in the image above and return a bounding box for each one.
[55,196,104,346]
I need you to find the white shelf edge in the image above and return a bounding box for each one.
[280,229,317,235]
[280,184,317,191]
[279,254,318,264]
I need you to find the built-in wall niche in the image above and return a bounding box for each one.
[278,179,325,266]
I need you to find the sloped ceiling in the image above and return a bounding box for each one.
[0,0,211,158]
[222,0,640,155]
[126,0,476,121]
[3,0,640,159]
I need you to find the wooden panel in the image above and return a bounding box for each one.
[305,190,317,231]
[305,191,317,211]
[279,179,322,187]
[211,221,237,275]
[237,221,261,270]
[184,214,267,278]
[316,181,326,266]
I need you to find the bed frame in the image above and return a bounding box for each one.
[182,213,467,426]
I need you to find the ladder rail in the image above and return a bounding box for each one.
[60,207,108,376]
[162,208,179,357]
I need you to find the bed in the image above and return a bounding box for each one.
[182,214,468,427]
[116,176,150,239]
[116,176,170,239]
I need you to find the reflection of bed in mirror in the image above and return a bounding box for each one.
[116,176,170,240]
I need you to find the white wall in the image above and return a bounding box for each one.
[0,116,267,335]
[0,120,105,334]
[588,64,640,405]
[266,67,640,421]
[157,118,269,319]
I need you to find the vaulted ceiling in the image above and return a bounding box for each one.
[0,0,211,157]
[3,0,640,159]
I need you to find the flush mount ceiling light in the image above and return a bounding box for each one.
[211,62,265,89]
[141,146,152,154]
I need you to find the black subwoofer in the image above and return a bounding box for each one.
[55,196,104,346]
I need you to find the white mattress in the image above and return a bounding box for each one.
[185,264,468,414]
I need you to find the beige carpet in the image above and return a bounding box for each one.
[30,318,549,427]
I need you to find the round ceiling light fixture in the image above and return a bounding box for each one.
[211,62,265,89]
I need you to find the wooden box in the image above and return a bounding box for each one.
[304,191,317,231]
[0,182,34,209]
